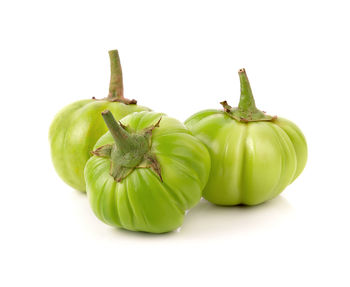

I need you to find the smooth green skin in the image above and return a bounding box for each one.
[185,110,307,205]
[84,111,211,233]
[49,100,148,191]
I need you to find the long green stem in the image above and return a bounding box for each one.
[238,68,257,112]
[108,50,124,100]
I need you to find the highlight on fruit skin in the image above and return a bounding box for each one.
[84,110,211,233]
[185,68,307,206]
[49,50,150,192]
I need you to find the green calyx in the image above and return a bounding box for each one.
[220,68,276,122]
[94,50,137,105]
[92,110,162,182]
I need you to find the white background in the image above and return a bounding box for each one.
[1,0,349,286]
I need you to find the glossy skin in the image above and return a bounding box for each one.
[84,111,211,233]
[49,100,148,191]
[185,110,307,205]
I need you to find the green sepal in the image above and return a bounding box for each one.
[110,165,134,183]
[92,110,163,182]
[91,144,113,157]
[139,153,163,182]
[220,100,275,122]
[143,117,162,138]
[221,68,276,123]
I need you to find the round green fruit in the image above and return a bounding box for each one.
[84,111,211,233]
[185,69,307,206]
[49,50,149,191]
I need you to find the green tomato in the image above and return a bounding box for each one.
[84,111,211,233]
[49,50,149,192]
[185,69,307,206]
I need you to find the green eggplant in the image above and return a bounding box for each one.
[49,50,149,191]
[84,111,211,233]
[185,69,307,206]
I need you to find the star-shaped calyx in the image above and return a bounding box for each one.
[92,110,162,182]
[220,68,276,122]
